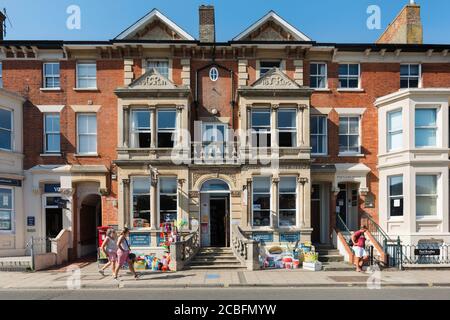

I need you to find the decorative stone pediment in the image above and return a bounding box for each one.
[251,68,300,89]
[129,68,177,90]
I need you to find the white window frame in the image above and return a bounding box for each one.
[309,62,328,89]
[416,174,439,218]
[388,175,404,219]
[257,60,284,78]
[277,108,297,148]
[400,63,421,89]
[0,107,13,152]
[414,107,438,148]
[0,187,14,233]
[158,176,178,224]
[76,113,97,155]
[156,108,177,148]
[251,108,271,148]
[76,61,97,89]
[145,59,170,79]
[251,176,272,228]
[278,176,297,227]
[311,115,328,155]
[338,63,360,89]
[338,115,361,155]
[387,109,403,152]
[43,113,60,154]
[43,62,60,89]
[130,176,151,230]
[130,109,152,149]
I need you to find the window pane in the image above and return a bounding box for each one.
[160,177,177,194]
[416,176,437,195]
[348,64,359,75]
[390,198,403,217]
[415,109,436,127]
[158,110,176,129]
[279,211,296,226]
[310,63,318,75]
[339,118,348,134]
[338,64,348,76]
[409,64,420,76]
[348,79,359,88]
[415,128,436,147]
[389,132,402,150]
[0,130,11,150]
[158,132,174,148]
[388,111,402,132]
[348,117,359,134]
[46,134,60,152]
[133,178,150,194]
[400,65,409,76]
[0,189,12,209]
[278,109,296,128]
[0,109,12,130]
[339,136,348,152]
[416,197,437,216]
[132,178,150,229]
[389,176,403,196]
[280,177,296,193]
[252,110,270,127]
[147,60,169,78]
[279,132,295,147]
[253,177,271,193]
[132,111,150,129]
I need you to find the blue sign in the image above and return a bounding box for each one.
[251,232,274,244]
[27,216,35,227]
[129,233,151,247]
[280,233,300,243]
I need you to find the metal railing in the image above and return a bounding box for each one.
[336,214,352,243]
[25,236,52,271]
[361,213,391,251]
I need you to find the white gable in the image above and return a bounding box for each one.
[233,11,311,41]
[115,9,195,40]
[251,68,301,89]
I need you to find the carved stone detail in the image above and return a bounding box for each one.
[252,68,300,89]
[129,68,177,89]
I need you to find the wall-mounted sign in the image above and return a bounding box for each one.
[414,249,440,256]
[280,233,300,243]
[251,232,273,244]
[27,216,35,227]
[0,178,22,187]
[130,233,151,247]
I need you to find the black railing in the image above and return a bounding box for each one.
[402,244,450,265]
[362,213,391,251]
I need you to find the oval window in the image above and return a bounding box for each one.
[209,67,219,82]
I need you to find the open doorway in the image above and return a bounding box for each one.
[79,194,102,257]
[209,197,229,247]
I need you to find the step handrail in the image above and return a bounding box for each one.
[361,213,392,250]
[231,225,260,271]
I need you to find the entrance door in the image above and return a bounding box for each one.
[79,194,102,257]
[311,184,321,243]
[44,195,63,238]
[336,183,347,227]
[209,197,229,247]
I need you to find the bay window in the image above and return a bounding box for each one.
[0,188,13,231]
[157,109,176,148]
[311,115,327,155]
[159,177,177,223]
[277,109,297,147]
[387,110,402,151]
[339,64,360,89]
[77,114,97,154]
[310,62,327,89]
[388,175,403,217]
[252,177,271,227]
[279,177,297,227]
[416,175,438,217]
[415,108,437,148]
[0,107,12,151]
[130,110,151,148]
[44,113,60,153]
[339,116,360,154]
[131,177,151,229]
[251,109,271,148]
[400,64,420,89]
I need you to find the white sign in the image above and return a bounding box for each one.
[394,199,401,207]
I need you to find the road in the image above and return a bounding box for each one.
[0,287,450,300]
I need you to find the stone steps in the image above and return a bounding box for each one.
[186,247,246,270]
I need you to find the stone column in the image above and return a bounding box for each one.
[271,104,279,148]
[297,104,306,147]
[150,107,156,148]
[298,177,308,228]
[176,105,184,147]
[122,179,130,228]
[245,178,252,228]
[177,178,186,227]
[272,177,280,228]
[246,105,252,147]
[150,167,159,230]
[123,105,130,148]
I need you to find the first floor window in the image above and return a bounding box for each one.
[157,109,176,148]
[311,116,327,155]
[310,62,327,89]
[400,64,420,88]
[0,107,12,151]
[279,177,297,227]
[159,177,177,223]
[339,116,360,154]
[252,177,271,227]
[0,188,13,231]
[0,62,3,88]
[77,114,97,154]
[44,113,60,153]
[76,62,97,89]
[415,108,437,148]
[278,108,297,147]
[131,177,151,229]
[388,110,403,151]
[339,63,360,89]
[416,175,438,217]
[259,61,281,77]
[131,110,151,148]
[146,60,169,78]
[251,109,271,147]
[388,176,403,217]
[43,62,60,88]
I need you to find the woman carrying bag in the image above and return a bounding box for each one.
[113,227,140,281]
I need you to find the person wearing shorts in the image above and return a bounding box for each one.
[352,225,369,272]
[99,229,118,276]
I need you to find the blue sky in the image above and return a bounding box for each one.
[1,0,450,43]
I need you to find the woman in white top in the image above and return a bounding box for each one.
[99,229,118,276]
[113,227,139,280]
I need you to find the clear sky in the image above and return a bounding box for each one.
[1,0,450,43]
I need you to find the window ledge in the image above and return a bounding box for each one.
[40,87,62,92]
[416,217,442,222]
[312,88,332,92]
[74,153,99,157]
[73,87,99,92]
[40,153,62,157]
[338,153,365,157]
[312,153,328,157]
[337,88,365,93]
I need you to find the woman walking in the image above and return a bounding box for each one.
[352,225,369,272]
[113,227,139,280]
[99,228,118,276]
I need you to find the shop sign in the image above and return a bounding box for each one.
[251,232,273,244]
[27,216,35,227]
[280,233,300,243]
[414,248,440,256]
[0,178,22,187]
[130,233,151,247]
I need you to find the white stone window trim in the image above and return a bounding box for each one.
[256,60,285,79]
[310,115,328,156]
[277,108,297,148]
[337,114,362,156]
[43,113,61,155]
[338,63,361,90]
[387,175,404,220]
[0,106,13,152]
[142,58,172,80]
[76,113,98,156]
[130,176,151,231]
[415,173,441,220]
[0,186,14,234]
[414,105,439,149]
[250,107,271,148]
[400,63,422,89]
[251,176,273,228]
[75,61,97,90]
[156,108,177,148]
[278,176,297,228]
[387,108,403,152]
[36,105,65,113]
[130,109,152,149]
[309,61,328,90]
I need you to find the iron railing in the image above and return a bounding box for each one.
[25,236,52,271]
[336,214,352,243]
[362,213,391,251]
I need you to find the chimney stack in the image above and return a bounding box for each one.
[376,2,423,44]
[199,5,215,43]
[0,10,6,41]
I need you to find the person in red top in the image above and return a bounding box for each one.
[351,225,369,272]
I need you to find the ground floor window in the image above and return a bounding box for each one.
[388,175,403,217]
[159,177,177,224]
[279,177,297,227]
[0,188,13,231]
[252,177,271,227]
[416,175,438,217]
[131,177,151,229]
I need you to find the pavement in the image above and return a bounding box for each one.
[1,262,450,290]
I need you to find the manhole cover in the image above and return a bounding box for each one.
[328,276,370,282]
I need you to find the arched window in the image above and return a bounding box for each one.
[200,179,229,193]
